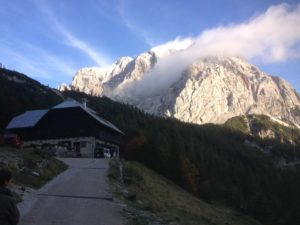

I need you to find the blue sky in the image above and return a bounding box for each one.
[0,0,299,92]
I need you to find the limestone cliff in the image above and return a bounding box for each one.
[60,50,300,127]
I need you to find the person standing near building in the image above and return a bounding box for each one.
[0,169,20,225]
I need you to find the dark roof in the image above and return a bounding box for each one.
[6,99,124,134]
[6,110,48,129]
[53,99,124,134]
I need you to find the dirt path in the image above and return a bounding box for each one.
[18,158,124,225]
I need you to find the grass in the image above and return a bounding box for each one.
[0,147,68,188]
[224,115,249,134]
[108,159,262,225]
[224,114,300,145]
[250,115,300,144]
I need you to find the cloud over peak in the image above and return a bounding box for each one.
[118,3,300,97]
[194,3,300,62]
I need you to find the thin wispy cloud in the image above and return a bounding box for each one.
[117,0,158,47]
[35,0,111,66]
[0,0,77,85]
[2,48,52,79]
[117,3,300,98]
[57,28,110,66]
[18,41,76,75]
[0,38,77,82]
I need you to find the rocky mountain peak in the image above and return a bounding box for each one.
[156,56,300,126]
[69,56,133,96]
[60,49,300,127]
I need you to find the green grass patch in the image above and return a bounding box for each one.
[251,115,300,144]
[0,147,68,188]
[224,115,249,134]
[109,159,262,225]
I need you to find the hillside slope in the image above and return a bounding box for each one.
[0,68,62,130]
[225,114,300,143]
[0,146,67,203]
[63,90,300,225]
[1,68,300,224]
[109,160,262,225]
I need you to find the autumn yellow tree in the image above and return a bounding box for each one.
[180,158,199,194]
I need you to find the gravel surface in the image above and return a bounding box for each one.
[18,158,124,225]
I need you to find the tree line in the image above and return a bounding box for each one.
[64,91,300,225]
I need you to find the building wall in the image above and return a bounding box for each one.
[24,136,95,157]
[24,136,119,158]
[79,137,95,157]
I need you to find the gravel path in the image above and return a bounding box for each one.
[18,158,124,225]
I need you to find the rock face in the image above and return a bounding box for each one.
[61,46,300,127]
[70,56,134,96]
[145,57,300,126]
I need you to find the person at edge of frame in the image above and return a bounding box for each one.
[0,169,20,225]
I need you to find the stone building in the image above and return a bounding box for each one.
[6,99,124,158]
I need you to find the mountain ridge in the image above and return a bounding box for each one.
[61,50,300,127]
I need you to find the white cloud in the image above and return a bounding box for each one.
[193,3,300,62]
[119,3,300,98]
[0,39,77,82]
[150,37,195,58]
[56,28,110,66]
[36,0,110,66]
[2,49,52,79]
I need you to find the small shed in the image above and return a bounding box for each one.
[5,99,124,158]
